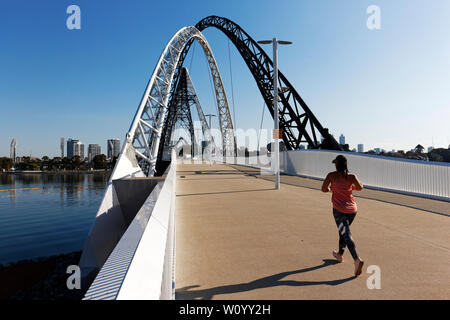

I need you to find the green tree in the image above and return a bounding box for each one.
[72,156,82,170]
[0,157,14,170]
[41,156,50,170]
[30,162,40,171]
[61,157,71,170]
[93,154,107,169]
[415,144,424,154]
[428,148,450,163]
[16,157,41,171]
[49,157,62,170]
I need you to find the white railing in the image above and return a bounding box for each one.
[213,155,271,170]
[84,150,177,300]
[116,151,177,299]
[280,150,450,201]
[211,150,450,201]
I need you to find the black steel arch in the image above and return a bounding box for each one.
[158,15,342,163]
[163,68,196,156]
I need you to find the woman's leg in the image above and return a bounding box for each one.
[338,234,346,255]
[333,209,359,260]
[333,209,346,255]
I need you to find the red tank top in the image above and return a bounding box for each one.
[330,174,357,213]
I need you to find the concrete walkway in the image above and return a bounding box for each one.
[175,163,450,300]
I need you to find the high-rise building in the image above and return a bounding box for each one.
[67,139,85,159]
[10,138,17,162]
[60,138,65,158]
[74,141,85,159]
[339,134,345,145]
[67,139,76,159]
[107,139,121,159]
[428,146,433,153]
[357,144,364,153]
[88,144,101,162]
[66,138,77,159]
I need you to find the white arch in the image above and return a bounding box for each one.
[111,26,234,179]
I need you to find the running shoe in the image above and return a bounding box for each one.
[354,259,364,276]
[332,250,343,263]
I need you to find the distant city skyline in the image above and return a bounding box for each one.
[60,138,120,160]
[3,134,447,160]
[1,136,115,159]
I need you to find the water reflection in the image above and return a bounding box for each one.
[0,172,110,264]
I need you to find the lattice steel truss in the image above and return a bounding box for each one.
[158,67,216,162]
[184,68,216,154]
[161,69,195,158]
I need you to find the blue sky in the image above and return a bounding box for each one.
[1,0,449,157]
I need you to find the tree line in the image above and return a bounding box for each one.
[368,145,450,163]
[2,145,449,171]
[0,155,117,171]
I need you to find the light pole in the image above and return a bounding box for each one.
[257,38,292,190]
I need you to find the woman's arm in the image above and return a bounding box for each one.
[351,174,363,191]
[321,173,332,192]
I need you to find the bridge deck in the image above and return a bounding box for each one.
[175,162,450,299]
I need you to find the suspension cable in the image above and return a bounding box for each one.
[257,99,266,153]
[227,38,237,129]
[203,47,218,123]
[189,41,196,71]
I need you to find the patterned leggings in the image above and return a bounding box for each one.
[332,208,359,260]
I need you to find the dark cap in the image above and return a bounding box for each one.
[332,154,347,164]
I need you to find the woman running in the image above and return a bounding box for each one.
[321,155,364,276]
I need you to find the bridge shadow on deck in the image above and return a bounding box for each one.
[177,170,257,176]
[177,188,274,197]
[176,259,355,300]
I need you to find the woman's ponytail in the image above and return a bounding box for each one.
[333,155,349,178]
[336,162,348,177]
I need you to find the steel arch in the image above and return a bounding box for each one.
[193,16,342,152]
[111,26,234,179]
[159,67,216,162]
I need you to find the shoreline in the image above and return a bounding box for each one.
[2,170,111,175]
[0,251,86,300]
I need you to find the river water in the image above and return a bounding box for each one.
[0,172,109,265]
